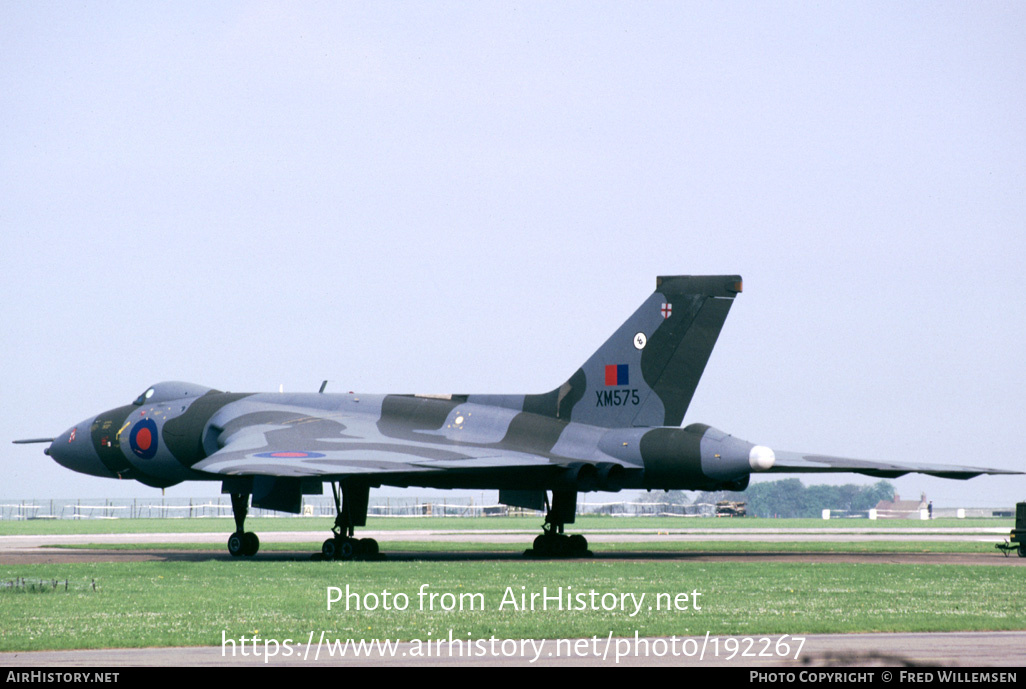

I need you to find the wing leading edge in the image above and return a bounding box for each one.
[766,449,1019,480]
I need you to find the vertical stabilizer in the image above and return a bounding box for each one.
[522,275,742,428]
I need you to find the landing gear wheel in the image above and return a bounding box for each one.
[1018,545,1025,558]
[531,530,588,557]
[321,481,377,561]
[228,532,245,557]
[227,494,256,558]
[533,533,568,557]
[529,490,585,558]
[322,536,377,561]
[323,536,358,560]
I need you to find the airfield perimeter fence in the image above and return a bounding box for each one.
[0,497,713,520]
[0,497,1010,521]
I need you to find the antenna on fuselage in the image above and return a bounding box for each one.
[319,380,329,393]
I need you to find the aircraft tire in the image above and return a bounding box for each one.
[361,538,379,556]
[337,538,355,561]
[536,534,571,556]
[228,533,245,557]
[322,538,338,560]
[568,534,587,554]
[1018,545,1025,558]
[242,532,260,556]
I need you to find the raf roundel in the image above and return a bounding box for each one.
[129,418,159,459]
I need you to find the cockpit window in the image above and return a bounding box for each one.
[130,382,215,406]
[133,388,156,406]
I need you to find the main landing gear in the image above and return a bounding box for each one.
[227,492,260,557]
[528,490,590,558]
[321,481,379,561]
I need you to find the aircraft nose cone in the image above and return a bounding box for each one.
[48,424,116,478]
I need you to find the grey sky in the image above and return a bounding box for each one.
[3,3,1023,507]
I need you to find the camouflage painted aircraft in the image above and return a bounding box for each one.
[15,276,1019,559]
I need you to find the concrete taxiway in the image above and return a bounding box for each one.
[2,632,1024,667]
[1,525,1023,565]
[0,524,1016,549]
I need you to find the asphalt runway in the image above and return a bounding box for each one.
[1,524,1018,547]
[1,527,1023,667]
[2,547,1024,566]
[2,631,1025,667]
[2,527,1024,565]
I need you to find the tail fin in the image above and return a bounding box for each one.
[521,275,742,428]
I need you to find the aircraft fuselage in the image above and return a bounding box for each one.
[47,383,766,495]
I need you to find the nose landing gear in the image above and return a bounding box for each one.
[227,492,260,557]
[228,530,260,557]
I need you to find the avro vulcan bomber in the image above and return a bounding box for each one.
[16,276,1017,559]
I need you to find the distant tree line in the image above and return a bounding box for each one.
[689,479,896,518]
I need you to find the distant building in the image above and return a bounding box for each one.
[874,493,927,519]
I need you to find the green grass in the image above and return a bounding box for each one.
[0,515,1012,535]
[50,539,1005,554]
[1,560,1023,651]
[3,516,1020,652]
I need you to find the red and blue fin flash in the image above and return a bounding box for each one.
[604,364,629,386]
